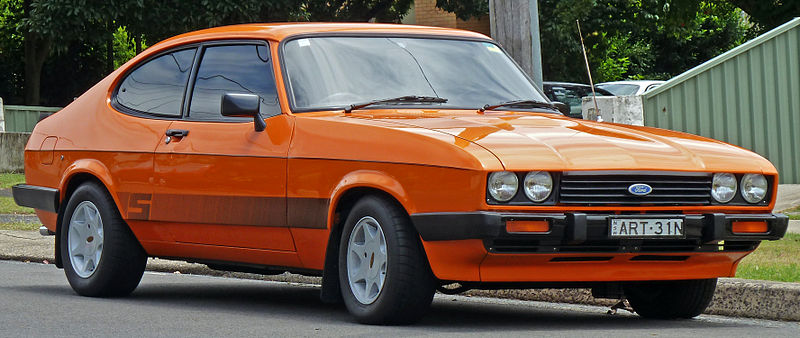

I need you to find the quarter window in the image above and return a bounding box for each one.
[188,44,280,120]
[117,48,196,116]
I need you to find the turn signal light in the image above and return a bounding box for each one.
[506,220,550,233]
[731,221,768,234]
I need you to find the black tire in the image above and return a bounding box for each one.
[60,182,147,297]
[338,195,435,325]
[624,278,717,319]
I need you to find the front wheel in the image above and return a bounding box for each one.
[624,278,717,319]
[61,182,147,297]
[338,195,435,325]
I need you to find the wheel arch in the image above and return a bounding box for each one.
[54,161,120,268]
[319,171,429,303]
[58,159,121,211]
[327,170,416,227]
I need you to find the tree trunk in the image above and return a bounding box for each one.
[22,0,51,105]
[134,36,142,55]
[107,36,114,73]
[23,33,51,105]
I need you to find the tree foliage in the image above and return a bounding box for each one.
[1,0,419,105]
[725,0,800,31]
[437,0,755,83]
[550,0,753,82]
[436,0,488,21]
[0,0,24,103]
[0,0,793,105]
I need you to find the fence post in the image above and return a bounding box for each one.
[0,97,5,132]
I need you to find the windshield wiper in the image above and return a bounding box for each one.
[344,95,447,113]
[479,99,558,113]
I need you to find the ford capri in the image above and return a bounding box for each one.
[13,23,787,324]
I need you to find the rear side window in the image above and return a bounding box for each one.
[117,49,196,116]
[188,44,280,120]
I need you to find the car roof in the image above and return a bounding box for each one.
[596,80,665,86]
[156,22,491,47]
[543,82,591,87]
[542,82,614,95]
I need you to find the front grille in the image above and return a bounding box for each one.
[559,171,712,206]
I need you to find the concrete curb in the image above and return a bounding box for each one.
[464,279,800,322]
[1,229,798,322]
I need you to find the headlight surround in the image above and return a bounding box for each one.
[741,174,768,203]
[488,171,518,202]
[711,173,737,203]
[523,171,553,202]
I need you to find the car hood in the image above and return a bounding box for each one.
[348,110,775,173]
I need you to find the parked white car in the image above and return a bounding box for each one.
[596,80,665,96]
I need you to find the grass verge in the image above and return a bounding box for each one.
[0,221,40,231]
[782,205,800,220]
[0,173,25,189]
[0,196,34,214]
[736,233,800,282]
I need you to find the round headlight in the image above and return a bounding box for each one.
[488,171,518,202]
[523,171,553,202]
[741,174,768,203]
[711,173,737,203]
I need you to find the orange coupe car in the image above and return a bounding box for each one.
[13,23,787,324]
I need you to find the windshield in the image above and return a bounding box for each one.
[282,37,547,111]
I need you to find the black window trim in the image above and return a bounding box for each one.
[277,32,550,114]
[184,39,282,122]
[111,44,200,120]
[111,39,282,123]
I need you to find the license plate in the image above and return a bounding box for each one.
[609,218,684,238]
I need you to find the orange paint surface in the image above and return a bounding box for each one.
[479,251,748,282]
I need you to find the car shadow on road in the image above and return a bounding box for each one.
[9,273,775,333]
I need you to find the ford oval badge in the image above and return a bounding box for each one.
[628,183,653,196]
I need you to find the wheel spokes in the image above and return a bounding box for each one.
[346,216,388,304]
[68,201,104,279]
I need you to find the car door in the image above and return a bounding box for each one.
[151,41,296,252]
[111,47,196,235]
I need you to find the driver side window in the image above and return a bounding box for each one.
[188,44,280,121]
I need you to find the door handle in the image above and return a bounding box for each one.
[166,129,189,137]
[165,129,189,144]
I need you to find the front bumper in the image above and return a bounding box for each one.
[411,212,788,254]
[412,211,787,283]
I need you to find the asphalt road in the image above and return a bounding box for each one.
[1,261,797,337]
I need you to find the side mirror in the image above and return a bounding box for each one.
[552,101,570,116]
[221,93,266,132]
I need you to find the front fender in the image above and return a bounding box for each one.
[328,170,415,229]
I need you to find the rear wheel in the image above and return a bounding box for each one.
[61,182,147,297]
[338,195,435,325]
[624,278,717,319]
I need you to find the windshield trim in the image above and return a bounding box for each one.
[277,32,549,114]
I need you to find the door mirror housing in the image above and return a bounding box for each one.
[552,101,570,116]
[221,93,266,132]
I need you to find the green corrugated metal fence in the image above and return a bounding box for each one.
[1,104,61,133]
[643,18,800,184]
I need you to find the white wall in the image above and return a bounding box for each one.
[582,96,644,126]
